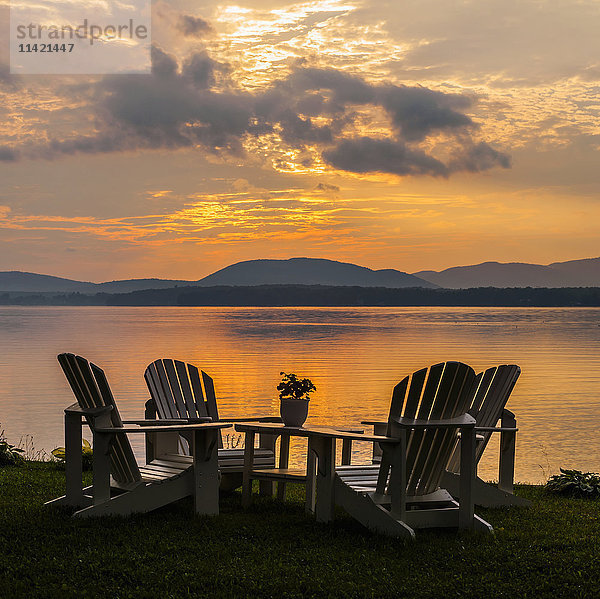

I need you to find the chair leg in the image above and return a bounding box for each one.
[334,477,415,539]
[341,439,352,465]
[73,476,192,518]
[242,431,255,508]
[64,411,84,507]
[388,433,407,523]
[193,429,219,515]
[305,443,317,514]
[499,410,517,494]
[91,431,112,507]
[277,434,290,501]
[309,436,335,523]
[258,433,276,497]
[441,470,531,508]
[458,426,475,530]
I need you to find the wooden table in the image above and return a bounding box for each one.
[234,422,387,523]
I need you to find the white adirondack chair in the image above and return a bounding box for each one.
[365,364,528,507]
[45,353,228,518]
[144,359,278,491]
[441,364,530,507]
[329,362,493,538]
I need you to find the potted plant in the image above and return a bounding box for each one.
[277,372,316,427]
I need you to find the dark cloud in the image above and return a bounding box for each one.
[277,110,333,144]
[96,49,253,155]
[0,146,19,162]
[151,46,178,78]
[45,134,132,157]
[315,182,340,193]
[286,67,376,105]
[5,49,509,177]
[449,141,511,172]
[176,15,214,38]
[377,85,474,141]
[323,137,449,177]
[258,67,485,154]
[182,52,225,89]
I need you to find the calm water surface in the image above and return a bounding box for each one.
[1,306,599,484]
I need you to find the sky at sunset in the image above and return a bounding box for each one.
[1,0,599,281]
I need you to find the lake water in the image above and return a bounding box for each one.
[1,306,599,484]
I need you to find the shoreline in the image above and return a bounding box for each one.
[2,284,600,307]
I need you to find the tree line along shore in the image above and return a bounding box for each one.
[2,284,600,306]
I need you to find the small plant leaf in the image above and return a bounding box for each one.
[278,372,316,400]
[546,468,600,499]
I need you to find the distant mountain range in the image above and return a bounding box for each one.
[198,258,435,288]
[0,259,436,293]
[415,257,600,288]
[1,256,599,293]
[0,272,193,293]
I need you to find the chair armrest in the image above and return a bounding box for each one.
[475,426,518,433]
[306,429,395,444]
[65,403,113,417]
[94,423,230,434]
[392,413,476,429]
[457,432,487,441]
[361,420,387,426]
[123,418,212,426]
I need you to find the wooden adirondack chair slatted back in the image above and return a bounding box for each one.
[446,364,521,472]
[471,364,520,463]
[57,353,141,486]
[144,359,222,448]
[383,362,476,496]
[473,365,520,429]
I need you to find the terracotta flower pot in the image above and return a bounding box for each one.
[280,398,309,427]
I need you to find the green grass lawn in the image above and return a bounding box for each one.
[1,462,600,598]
